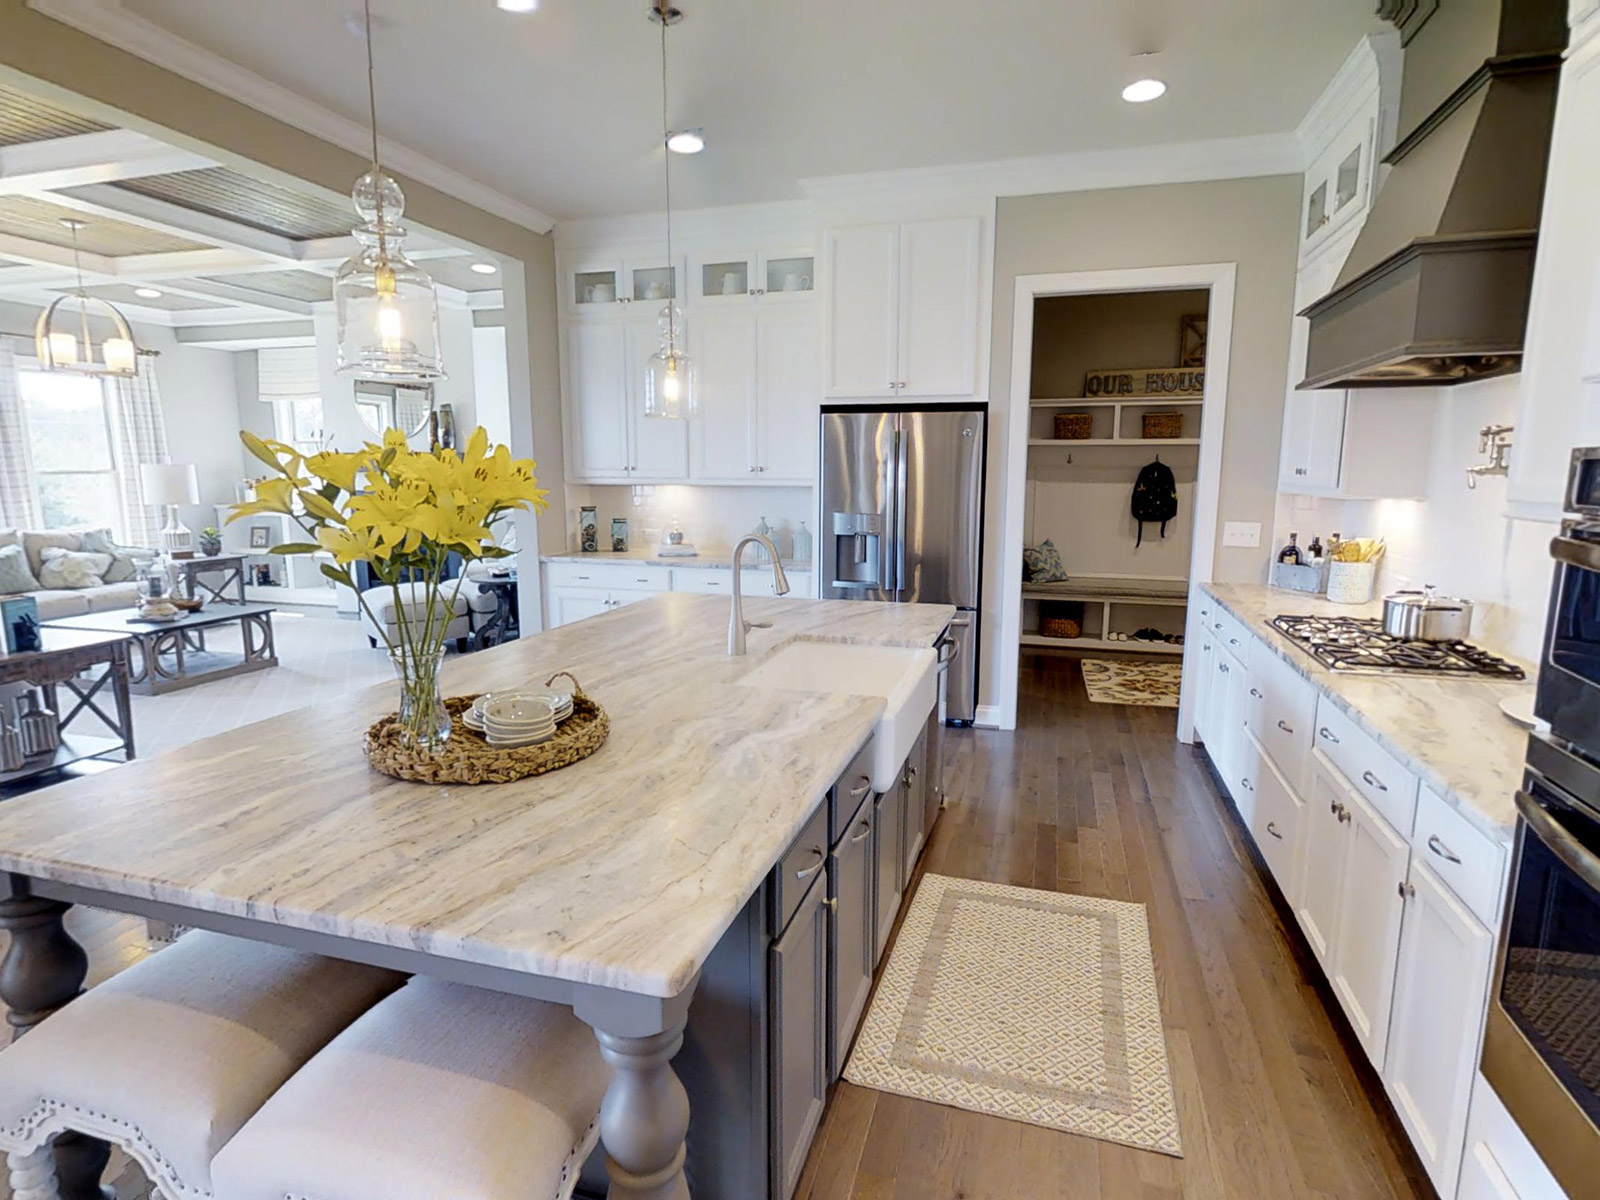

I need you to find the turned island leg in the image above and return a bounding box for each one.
[578,985,697,1200]
[0,876,112,1200]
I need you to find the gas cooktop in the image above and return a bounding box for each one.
[1270,615,1527,679]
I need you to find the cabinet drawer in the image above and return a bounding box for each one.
[1411,784,1506,929]
[1246,642,1318,789]
[672,568,734,594]
[771,800,830,937]
[544,561,671,591]
[1207,606,1252,661]
[831,738,876,844]
[1314,697,1418,836]
[1248,730,1306,903]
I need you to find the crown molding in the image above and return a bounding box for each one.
[799,131,1306,206]
[26,0,556,235]
[1570,5,1600,67]
[554,199,814,253]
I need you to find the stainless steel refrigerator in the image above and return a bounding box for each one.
[819,404,986,724]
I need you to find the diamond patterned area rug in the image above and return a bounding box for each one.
[1080,658,1183,708]
[844,875,1182,1156]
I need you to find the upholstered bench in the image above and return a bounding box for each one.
[210,977,611,1200]
[0,932,403,1200]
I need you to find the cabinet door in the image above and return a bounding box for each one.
[1251,742,1307,907]
[828,803,875,1080]
[1191,633,1216,744]
[565,323,630,481]
[625,319,690,481]
[606,586,662,609]
[689,310,758,483]
[1298,758,1349,967]
[1233,725,1261,829]
[824,223,900,398]
[1327,783,1410,1069]
[769,876,828,1200]
[1208,648,1243,787]
[549,586,610,628]
[1385,862,1496,1198]
[901,728,929,880]
[755,308,819,483]
[1280,229,1356,494]
[1300,391,1348,491]
[873,785,904,964]
[897,216,982,397]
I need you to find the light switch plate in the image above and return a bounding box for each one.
[1222,521,1262,548]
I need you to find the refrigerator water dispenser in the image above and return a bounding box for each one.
[831,512,884,586]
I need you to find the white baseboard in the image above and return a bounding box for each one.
[974,704,1006,729]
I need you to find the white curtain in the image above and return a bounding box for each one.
[0,342,40,529]
[109,360,171,546]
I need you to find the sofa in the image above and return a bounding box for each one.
[0,527,150,622]
[358,560,505,651]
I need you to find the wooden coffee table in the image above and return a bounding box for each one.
[43,603,278,695]
[0,628,135,789]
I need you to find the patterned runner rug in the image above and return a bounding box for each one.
[844,875,1182,1156]
[1080,658,1182,708]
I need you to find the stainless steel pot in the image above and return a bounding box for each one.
[1382,586,1474,641]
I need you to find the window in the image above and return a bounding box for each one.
[272,394,325,455]
[16,369,122,535]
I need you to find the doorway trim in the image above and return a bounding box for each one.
[996,262,1236,733]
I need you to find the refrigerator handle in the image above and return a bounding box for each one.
[882,429,898,594]
[894,427,909,599]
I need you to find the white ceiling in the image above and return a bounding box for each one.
[116,0,1385,221]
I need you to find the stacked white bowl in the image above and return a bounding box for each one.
[463,688,575,747]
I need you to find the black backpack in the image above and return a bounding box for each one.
[1131,458,1178,547]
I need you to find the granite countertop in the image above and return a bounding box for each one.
[0,594,953,999]
[1202,582,1534,844]
[542,550,808,571]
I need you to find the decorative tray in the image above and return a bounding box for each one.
[364,670,609,785]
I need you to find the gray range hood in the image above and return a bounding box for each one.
[1300,0,1567,389]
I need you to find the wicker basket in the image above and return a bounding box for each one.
[1039,615,1081,639]
[363,670,609,785]
[1054,412,1093,440]
[1142,411,1185,439]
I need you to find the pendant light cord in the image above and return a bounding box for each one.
[659,5,677,352]
[362,0,389,254]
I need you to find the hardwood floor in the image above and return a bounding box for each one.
[795,657,1436,1200]
[0,657,1434,1199]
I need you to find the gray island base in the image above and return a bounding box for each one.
[0,593,953,1200]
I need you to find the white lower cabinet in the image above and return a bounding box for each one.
[550,587,610,627]
[1298,760,1347,966]
[1325,774,1409,1069]
[543,563,812,627]
[1384,860,1496,1199]
[1248,732,1306,905]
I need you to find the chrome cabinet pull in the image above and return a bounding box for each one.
[1241,778,1254,792]
[1219,663,1230,674]
[1266,821,1283,840]
[1230,637,1241,647]
[1338,808,1352,825]
[822,896,837,910]
[850,820,872,844]
[1277,719,1293,734]
[1250,687,1264,699]
[1362,769,1388,792]
[1397,881,1415,899]
[1426,834,1461,864]
[1319,726,1340,744]
[849,775,871,799]
[794,847,825,880]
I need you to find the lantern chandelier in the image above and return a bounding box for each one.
[642,0,696,420]
[333,0,445,382]
[34,218,139,377]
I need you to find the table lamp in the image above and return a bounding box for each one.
[140,462,200,557]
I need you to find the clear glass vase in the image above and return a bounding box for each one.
[389,646,451,752]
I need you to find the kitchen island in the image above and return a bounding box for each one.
[0,593,954,1200]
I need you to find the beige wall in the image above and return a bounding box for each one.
[0,0,566,555]
[986,177,1301,711]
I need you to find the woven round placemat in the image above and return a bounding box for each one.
[363,670,609,785]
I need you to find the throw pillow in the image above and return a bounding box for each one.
[1021,539,1068,584]
[79,528,156,584]
[38,547,114,590]
[0,543,40,594]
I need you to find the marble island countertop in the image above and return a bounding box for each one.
[542,549,808,571]
[0,595,953,999]
[1202,583,1534,844]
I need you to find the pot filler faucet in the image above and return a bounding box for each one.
[729,533,790,655]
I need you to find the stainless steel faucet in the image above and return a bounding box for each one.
[728,534,791,655]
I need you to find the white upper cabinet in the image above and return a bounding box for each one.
[1300,114,1376,263]
[627,319,691,480]
[566,256,686,316]
[688,308,817,484]
[688,311,759,483]
[564,318,688,484]
[1508,37,1600,514]
[755,309,820,483]
[824,216,983,400]
[824,223,900,399]
[693,250,816,305]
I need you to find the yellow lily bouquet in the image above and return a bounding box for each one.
[229,426,548,751]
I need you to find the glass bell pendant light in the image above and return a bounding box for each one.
[333,0,445,382]
[34,219,139,378]
[642,1,695,420]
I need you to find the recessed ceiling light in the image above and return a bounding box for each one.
[496,0,538,11]
[1122,78,1167,103]
[666,128,706,155]
[469,261,498,275]
[134,287,163,299]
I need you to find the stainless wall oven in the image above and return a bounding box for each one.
[1484,446,1600,1196]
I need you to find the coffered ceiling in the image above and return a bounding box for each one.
[0,77,502,341]
[94,0,1383,219]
